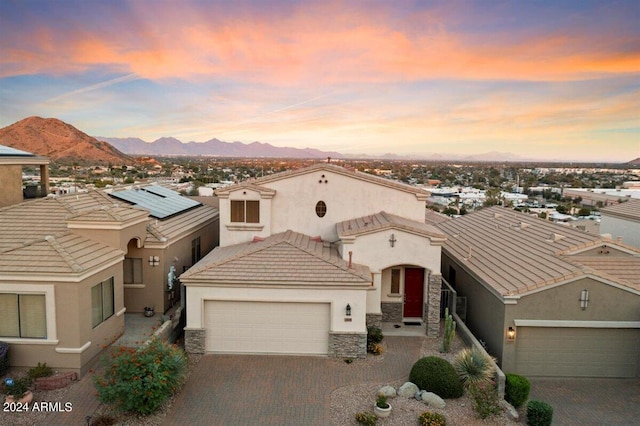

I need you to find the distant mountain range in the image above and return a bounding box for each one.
[98,136,344,159]
[0,117,131,164]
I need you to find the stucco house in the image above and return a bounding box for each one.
[0,144,49,208]
[599,199,640,249]
[436,207,640,378]
[0,185,218,377]
[181,163,446,358]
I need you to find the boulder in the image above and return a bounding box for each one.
[421,391,446,408]
[500,399,519,421]
[378,385,396,398]
[397,382,420,398]
[415,390,425,401]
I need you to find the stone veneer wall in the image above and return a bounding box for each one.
[366,313,382,328]
[426,274,442,337]
[381,302,402,322]
[185,328,205,354]
[328,332,367,358]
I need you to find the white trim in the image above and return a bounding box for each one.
[116,307,127,317]
[514,320,640,328]
[0,283,57,341]
[0,338,59,345]
[55,341,92,354]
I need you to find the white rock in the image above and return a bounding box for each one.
[397,382,420,398]
[500,399,519,421]
[378,385,396,398]
[421,391,446,408]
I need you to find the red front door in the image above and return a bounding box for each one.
[403,268,424,318]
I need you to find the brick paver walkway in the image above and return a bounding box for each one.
[163,336,422,425]
[529,377,640,426]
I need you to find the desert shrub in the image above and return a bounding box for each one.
[505,373,530,408]
[367,326,384,354]
[418,411,447,426]
[469,381,502,419]
[0,342,8,376]
[93,339,188,415]
[527,400,553,426]
[369,343,384,355]
[2,376,31,398]
[28,362,54,380]
[453,347,494,389]
[355,411,377,425]
[409,356,463,399]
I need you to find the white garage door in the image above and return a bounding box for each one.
[204,301,330,355]
[516,327,640,378]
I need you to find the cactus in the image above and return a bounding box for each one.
[442,307,456,353]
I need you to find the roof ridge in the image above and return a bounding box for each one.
[44,235,84,272]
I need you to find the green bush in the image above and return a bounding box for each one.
[469,382,502,419]
[28,362,54,380]
[505,373,531,408]
[355,411,377,425]
[409,356,464,399]
[93,339,188,415]
[367,326,384,354]
[2,376,30,398]
[453,347,494,389]
[527,400,553,426]
[418,411,447,426]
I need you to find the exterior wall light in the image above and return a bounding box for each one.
[507,326,516,342]
[148,255,160,267]
[346,303,351,316]
[580,289,589,310]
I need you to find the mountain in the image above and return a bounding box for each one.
[626,157,640,166]
[99,136,344,159]
[0,117,131,164]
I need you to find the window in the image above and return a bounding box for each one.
[391,269,401,294]
[92,277,114,328]
[0,293,46,338]
[315,201,327,217]
[230,200,260,223]
[123,258,143,284]
[192,236,202,265]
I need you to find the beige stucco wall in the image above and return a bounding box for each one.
[68,220,148,253]
[219,169,427,246]
[0,164,23,208]
[4,263,125,377]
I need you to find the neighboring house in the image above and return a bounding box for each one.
[600,199,640,249]
[437,206,640,378]
[181,163,446,358]
[0,144,49,208]
[0,185,218,377]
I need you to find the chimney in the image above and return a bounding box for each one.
[348,251,353,268]
[616,236,623,244]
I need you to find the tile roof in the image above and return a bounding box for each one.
[145,204,219,244]
[600,199,640,221]
[181,230,371,285]
[425,209,451,225]
[436,206,640,296]
[566,256,640,291]
[216,163,429,199]
[337,211,446,241]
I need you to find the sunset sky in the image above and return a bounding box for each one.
[1,0,638,162]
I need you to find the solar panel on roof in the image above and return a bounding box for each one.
[109,186,201,219]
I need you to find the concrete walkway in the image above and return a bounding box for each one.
[529,377,640,425]
[164,336,423,425]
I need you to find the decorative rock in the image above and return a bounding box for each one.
[397,382,420,398]
[500,399,519,421]
[415,390,425,401]
[378,385,397,398]
[421,391,446,408]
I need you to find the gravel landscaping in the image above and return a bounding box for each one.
[330,334,520,426]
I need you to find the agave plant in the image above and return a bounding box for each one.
[453,346,495,389]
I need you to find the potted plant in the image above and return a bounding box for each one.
[3,377,33,404]
[374,393,392,418]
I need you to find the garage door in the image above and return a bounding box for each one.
[515,327,640,378]
[204,301,330,355]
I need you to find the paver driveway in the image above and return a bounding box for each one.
[529,377,640,426]
[164,336,422,425]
